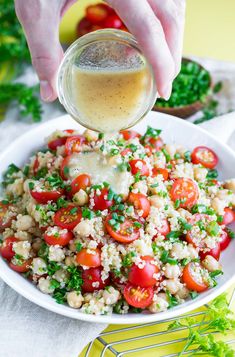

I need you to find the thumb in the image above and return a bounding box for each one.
[15,0,64,102]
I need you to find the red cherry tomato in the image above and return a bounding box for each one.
[9,259,32,273]
[30,188,64,204]
[48,137,67,151]
[170,178,199,208]
[44,227,73,246]
[76,248,101,267]
[92,188,114,211]
[191,146,218,169]
[129,159,150,176]
[120,130,141,141]
[199,242,221,261]
[154,219,170,237]
[144,145,153,157]
[86,4,109,24]
[182,262,209,293]
[0,237,18,260]
[148,137,164,151]
[123,284,154,308]
[60,155,71,180]
[220,229,232,251]
[128,192,150,218]
[82,267,109,292]
[221,207,235,225]
[103,14,122,29]
[54,205,82,230]
[77,17,93,37]
[121,148,132,157]
[152,167,169,181]
[33,156,40,175]
[71,174,91,196]
[128,256,159,287]
[105,214,140,244]
[0,202,15,231]
[65,135,86,156]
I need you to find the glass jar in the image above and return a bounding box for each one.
[57,29,157,133]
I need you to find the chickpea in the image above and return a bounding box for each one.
[163,279,182,294]
[149,296,169,313]
[202,255,222,272]
[164,264,181,279]
[73,189,89,206]
[31,257,47,275]
[67,291,84,309]
[73,220,93,237]
[176,286,190,299]
[38,277,54,294]
[103,287,120,305]
[224,179,235,193]
[149,195,166,209]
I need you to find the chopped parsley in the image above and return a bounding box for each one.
[66,266,83,292]
[34,167,48,180]
[52,288,67,304]
[166,290,178,308]
[166,231,181,241]
[184,151,191,162]
[191,204,215,215]
[206,169,218,179]
[161,148,171,163]
[47,261,61,276]
[82,207,94,220]
[122,252,136,267]
[207,221,220,236]
[160,250,178,265]
[46,173,64,189]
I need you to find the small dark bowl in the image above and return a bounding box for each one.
[153,58,211,119]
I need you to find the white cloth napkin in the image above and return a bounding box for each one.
[0,60,235,357]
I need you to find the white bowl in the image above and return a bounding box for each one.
[0,112,234,324]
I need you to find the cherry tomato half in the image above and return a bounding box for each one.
[123,284,154,308]
[128,192,150,218]
[71,174,91,196]
[30,188,64,204]
[103,14,123,29]
[220,229,232,251]
[191,146,218,169]
[9,259,32,273]
[33,156,40,175]
[154,219,170,237]
[60,155,71,180]
[0,202,15,231]
[0,236,18,260]
[48,136,67,151]
[148,137,164,151]
[152,167,169,181]
[105,215,140,244]
[76,17,93,37]
[120,130,141,141]
[54,205,82,230]
[76,248,101,268]
[221,207,235,226]
[65,135,86,156]
[128,256,159,287]
[129,159,150,176]
[44,227,73,246]
[92,188,114,211]
[170,178,199,208]
[182,262,209,293]
[199,242,221,261]
[82,267,109,292]
[86,4,109,24]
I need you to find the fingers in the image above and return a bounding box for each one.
[148,0,186,76]
[14,0,65,102]
[107,0,175,99]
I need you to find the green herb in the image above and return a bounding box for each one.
[207,221,220,236]
[152,242,158,254]
[52,288,67,304]
[127,143,138,152]
[191,204,215,215]
[166,231,181,241]
[134,172,144,183]
[70,207,78,215]
[181,258,190,266]
[46,173,64,188]
[207,169,218,179]
[122,252,136,267]
[3,163,20,186]
[63,166,69,176]
[23,165,30,177]
[227,228,235,239]
[34,167,48,180]
[57,197,68,209]
[113,299,126,314]
[174,199,181,209]
[110,148,119,156]
[38,242,49,259]
[150,183,159,188]
[158,190,168,198]
[189,291,199,300]
[1,199,9,205]
[98,133,104,140]
[100,144,105,152]
[47,261,61,276]
[166,290,178,308]
[178,218,192,231]
[184,151,191,162]
[168,293,235,356]
[217,215,223,223]
[162,148,171,163]
[66,266,83,292]
[75,242,83,252]
[50,279,60,290]
[133,221,142,228]
[174,153,181,160]
[82,207,94,220]
[141,126,162,141]
[117,162,130,172]
[160,250,178,265]
[130,307,143,313]
[107,188,115,201]
[28,182,35,190]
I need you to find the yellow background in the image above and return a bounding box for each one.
[60,0,235,62]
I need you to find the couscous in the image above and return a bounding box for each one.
[0,126,234,315]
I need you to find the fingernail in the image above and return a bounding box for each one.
[162,83,172,100]
[40,80,53,102]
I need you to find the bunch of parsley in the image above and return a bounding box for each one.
[0,0,42,122]
[168,293,235,356]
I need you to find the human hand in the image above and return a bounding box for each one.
[15,0,185,102]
